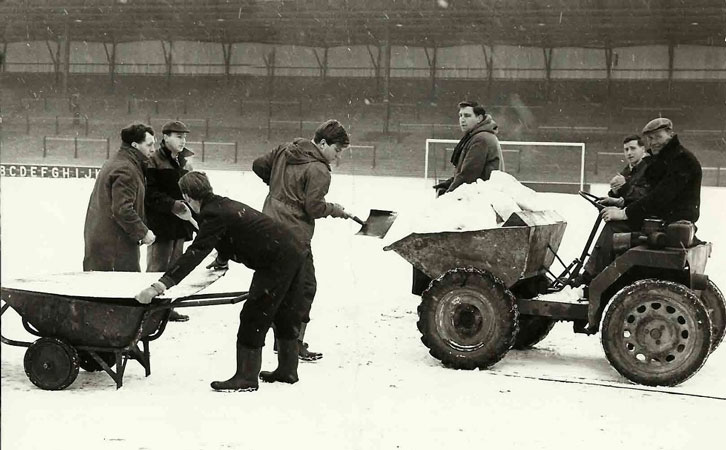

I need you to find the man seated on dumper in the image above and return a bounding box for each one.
[134,171,309,392]
[598,134,651,208]
[576,117,702,284]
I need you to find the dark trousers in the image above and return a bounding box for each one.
[83,244,140,272]
[237,251,308,349]
[298,247,317,324]
[583,220,632,276]
[146,238,185,272]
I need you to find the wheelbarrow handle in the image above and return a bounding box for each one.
[149,291,249,311]
[350,216,366,226]
[0,302,33,348]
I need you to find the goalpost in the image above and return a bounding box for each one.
[424,138,587,191]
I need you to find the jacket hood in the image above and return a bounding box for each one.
[469,114,498,136]
[285,138,330,168]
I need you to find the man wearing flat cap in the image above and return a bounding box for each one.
[577,117,702,283]
[145,120,197,322]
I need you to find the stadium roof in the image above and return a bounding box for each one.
[1,0,725,49]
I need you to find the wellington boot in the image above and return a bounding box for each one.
[211,345,262,392]
[297,322,323,361]
[298,341,323,361]
[259,339,299,384]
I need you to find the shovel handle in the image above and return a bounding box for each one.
[351,216,365,226]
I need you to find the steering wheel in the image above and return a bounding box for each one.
[579,190,605,211]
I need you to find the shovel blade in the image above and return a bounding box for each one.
[356,209,398,238]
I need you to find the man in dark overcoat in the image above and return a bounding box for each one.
[145,120,196,322]
[83,123,156,272]
[599,134,651,208]
[579,117,702,281]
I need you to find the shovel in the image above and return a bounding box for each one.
[350,209,398,239]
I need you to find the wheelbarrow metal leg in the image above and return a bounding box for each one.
[128,342,151,377]
[114,351,126,389]
[87,349,125,389]
[142,340,151,377]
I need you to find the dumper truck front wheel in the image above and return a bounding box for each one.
[418,268,518,370]
[698,280,726,352]
[602,279,711,386]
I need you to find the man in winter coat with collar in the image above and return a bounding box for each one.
[598,134,651,208]
[252,119,351,362]
[135,172,309,392]
[145,121,197,322]
[433,100,505,195]
[579,117,702,282]
[83,123,156,272]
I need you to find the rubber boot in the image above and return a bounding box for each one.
[168,309,189,322]
[260,339,299,384]
[210,344,262,391]
[297,322,323,361]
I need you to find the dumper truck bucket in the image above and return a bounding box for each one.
[383,210,567,288]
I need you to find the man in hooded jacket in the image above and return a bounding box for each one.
[252,119,351,361]
[433,100,505,195]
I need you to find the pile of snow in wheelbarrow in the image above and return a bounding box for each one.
[383,170,583,301]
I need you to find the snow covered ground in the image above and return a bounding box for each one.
[2,169,725,450]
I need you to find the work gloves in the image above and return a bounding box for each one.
[140,230,156,245]
[171,200,190,218]
[206,257,229,270]
[135,281,167,304]
[329,203,350,219]
[432,179,452,197]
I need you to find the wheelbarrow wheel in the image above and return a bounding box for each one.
[418,268,518,370]
[513,315,556,350]
[78,351,117,372]
[23,337,80,390]
[698,280,726,352]
[602,279,711,387]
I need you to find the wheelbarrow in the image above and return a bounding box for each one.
[1,270,247,390]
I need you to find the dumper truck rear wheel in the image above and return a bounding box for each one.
[24,337,80,390]
[698,280,726,352]
[602,280,711,386]
[418,268,518,370]
[514,315,556,350]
